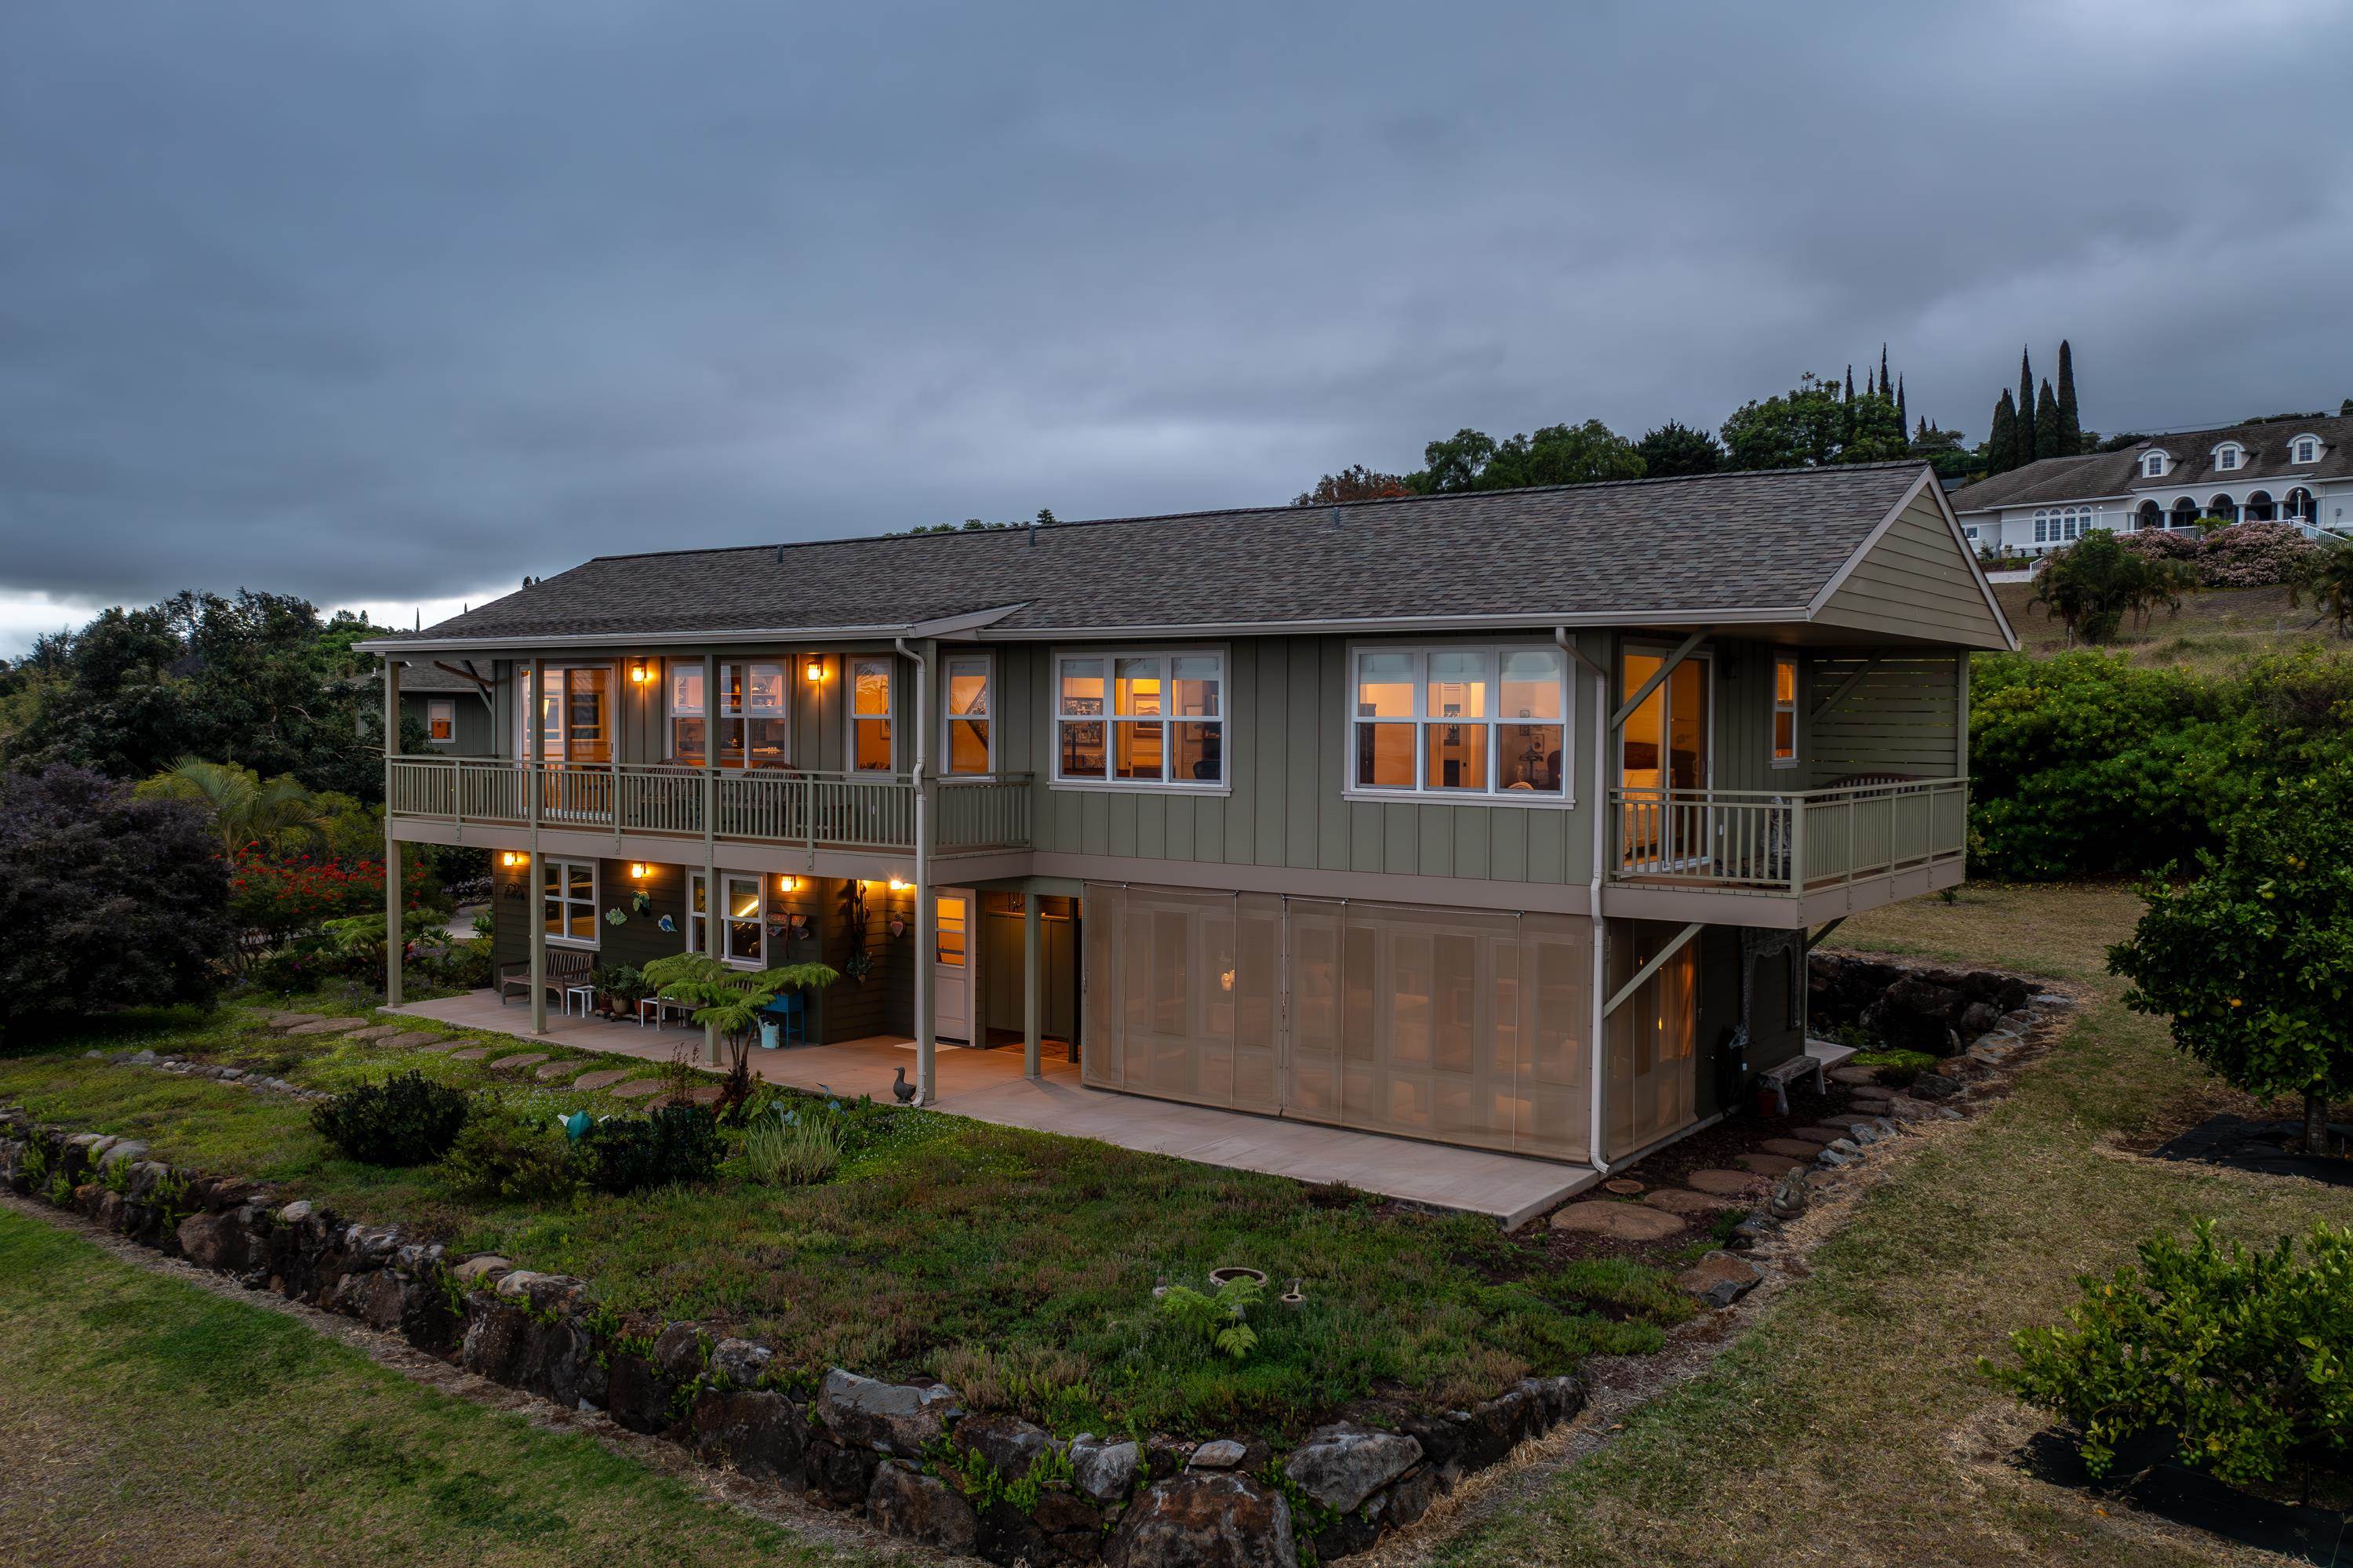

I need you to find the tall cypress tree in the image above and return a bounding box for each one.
[2057,339,2081,455]
[1845,365,1856,403]
[1897,374,1907,431]
[2034,379,2062,461]
[1879,344,1891,402]
[1988,390,2019,475]
[2017,347,2035,467]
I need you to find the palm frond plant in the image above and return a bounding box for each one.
[638,953,840,1116]
[136,757,329,860]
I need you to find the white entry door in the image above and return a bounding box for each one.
[933,889,973,1043]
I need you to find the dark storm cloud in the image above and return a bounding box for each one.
[2,0,2348,636]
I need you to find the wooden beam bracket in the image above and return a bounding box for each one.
[1609,630,1705,731]
[1601,921,1704,1018]
[1810,655,1883,723]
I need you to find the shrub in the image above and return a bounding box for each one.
[2029,530,2191,645]
[582,1104,723,1194]
[442,1097,586,1202]
[0,765,235,1026]
[744,1111,842,1185]
[311,1070,470,1166]
[2116,527,2202,564]
[2197,521,2317,588]
[1850,1047,1939,1086]
[1158,1274,1265,1362]
[1985,1221,2353,1486]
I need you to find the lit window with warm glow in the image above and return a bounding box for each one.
[1351,645,1569,799]
[849,656,893,772]
[541,858,598,946]
[667,660,788,769]
[943,655,992,774]
[1771,653,1798,766]
[688,871,766,966]
[1055,651,1223,788]
[426,698,455,744]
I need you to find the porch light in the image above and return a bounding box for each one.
[500,851,529,868]
[628,863,650,879]
[804,653,826,683]
[776,875,800,893]
[887,877,909,892]
[628,660,652,685]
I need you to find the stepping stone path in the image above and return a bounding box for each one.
[1686,1168,1762,1197]
[1737,1152,1803,1177]
[572,1069,633,1091]
[1602,1177,1646,1195]
[1794,1124,1863,1144]
[380,1031,443,1051]
[347,1025,406,1042]
[1679,1251,1766,1308]
[289,1018,366,1037]
[267,1012,326,1030]
[490,1053,549,1072]
[1551,1201,1683,1240]
[533,1059,580,1081]
[682,1085,724,1106]
[609,1079,665,1100]
[410,1039,470,1054]
[1758,1137,1827,1159]
[449,1047,492,1061]
[1827,1064,1880,1086]
[1642,1187,1733,1216]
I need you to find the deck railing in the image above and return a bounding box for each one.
[387,757,1031,855]
[1609,777,1968,894]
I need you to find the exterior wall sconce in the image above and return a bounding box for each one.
[628,659,653,685]
[776,874,801,894]
[628,862,651,879]
[500,851,529,868]
[804,653,826,683]
[886,877,909,892]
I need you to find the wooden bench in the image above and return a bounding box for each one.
[1758,1052,1827,1116]
[498,949,592,1006]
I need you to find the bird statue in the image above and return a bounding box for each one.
[893,1065,915,1104]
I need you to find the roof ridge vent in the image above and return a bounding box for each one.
[1328,504,1340,529]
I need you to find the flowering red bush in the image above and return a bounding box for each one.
[230,853,432,942]
[2198,522,2317,588]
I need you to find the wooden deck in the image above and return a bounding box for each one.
[383,990,1591,1228]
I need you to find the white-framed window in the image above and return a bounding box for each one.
[942,653,995,775]
[2033,510,2049,544]
[1770,653,1798,768]
[1347,643,1571,802]
[426,698,456,744]
[2215,444,2241,471]
[688,871,766,967]
[1962,524,1980,542]
[849,656,895,773]
[2293,436,2319,466]
[665,660,790,769]
[2143,451,2168,478]
[541,858,598,947]
[1055,650,1225,788]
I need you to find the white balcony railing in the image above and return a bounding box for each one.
[1609,777,1968,894]
[387,757,1031,855]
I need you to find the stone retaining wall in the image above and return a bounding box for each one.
[0,1108,1583,1567]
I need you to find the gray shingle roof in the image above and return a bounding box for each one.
[1955,414,2353,514]
[376,462,1938,646]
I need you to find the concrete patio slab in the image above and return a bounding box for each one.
[383,990,1592,1226]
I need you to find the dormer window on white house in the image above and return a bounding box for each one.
[2142,451,2168,478]
[2214,443,2242,471]
[2293,435,2320,466]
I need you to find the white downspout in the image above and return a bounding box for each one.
[1561,626,1610,1177]
[895,635,933,1104]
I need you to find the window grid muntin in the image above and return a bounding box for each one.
[540,857,598,947]
[1054,650,1224,788]
[1348,644,1572,802]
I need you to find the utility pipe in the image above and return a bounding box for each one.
[1561,627,1611,1177]
[384,657,402,1007]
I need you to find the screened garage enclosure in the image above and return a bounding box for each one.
[1081,885,1701,1165]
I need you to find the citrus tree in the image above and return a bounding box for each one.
[2108,765,2353,1153]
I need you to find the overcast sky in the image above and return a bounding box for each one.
[3,0,2348,653]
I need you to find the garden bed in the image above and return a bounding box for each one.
[0,1000,1683,1446]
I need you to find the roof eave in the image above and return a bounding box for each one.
[357,604,1024,656]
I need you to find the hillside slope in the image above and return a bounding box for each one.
[1993,580,2340,671]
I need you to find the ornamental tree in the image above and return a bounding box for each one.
[2108,765,2353,1153]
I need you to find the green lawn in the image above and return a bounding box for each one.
[0,1002,1686,1439]
[0,1206,859,1568]
[1441,882,2353,1568]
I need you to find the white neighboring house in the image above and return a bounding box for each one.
[1951,413,2353,558]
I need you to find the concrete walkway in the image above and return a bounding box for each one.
[383,990,1591,1227]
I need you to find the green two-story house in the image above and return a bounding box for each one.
[357,460,2010,1176]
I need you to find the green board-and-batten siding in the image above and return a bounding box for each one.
[1813,490,2009,647]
